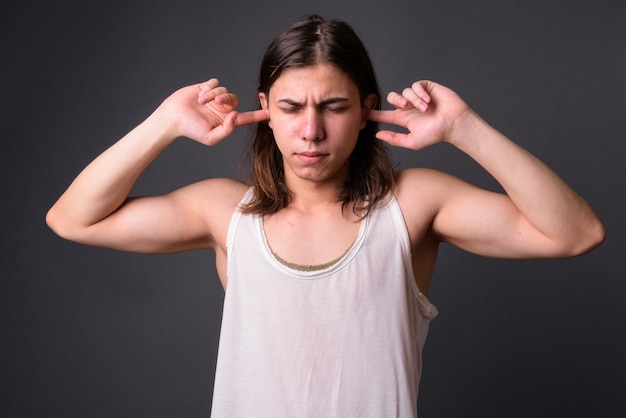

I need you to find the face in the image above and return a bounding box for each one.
[260,63,375,187]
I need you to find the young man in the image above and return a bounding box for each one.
[47,15,604,417]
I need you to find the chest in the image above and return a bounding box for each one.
[262,209,362,268]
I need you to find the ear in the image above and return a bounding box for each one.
[361,94,378,129]
[259,92,271,128]
[259,92,268,110]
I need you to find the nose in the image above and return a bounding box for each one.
[300,108,324,141]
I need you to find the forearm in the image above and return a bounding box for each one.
[449,111,604,254]
[46,110,176,235]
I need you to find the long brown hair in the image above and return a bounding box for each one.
[242,15,394,217]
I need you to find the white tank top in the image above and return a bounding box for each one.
[211,190,438,417]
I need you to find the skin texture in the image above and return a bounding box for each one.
[259,65,374,187]
[46,64,605,293]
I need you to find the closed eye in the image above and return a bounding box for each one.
[323,106,348,113]
[279,106,302,114]
[276,97,350,114]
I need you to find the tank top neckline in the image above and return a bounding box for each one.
[257,213,370,279]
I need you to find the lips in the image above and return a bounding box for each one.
[295,151,329,164]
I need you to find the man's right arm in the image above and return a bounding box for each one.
[46,79,267,253]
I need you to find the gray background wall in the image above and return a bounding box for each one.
[2,0,624,416]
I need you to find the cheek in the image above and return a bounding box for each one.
[333,115,363,138]
[267,117,292,151]
[269,114,297,137]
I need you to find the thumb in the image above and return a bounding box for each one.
[375,130,408,148]
[199,111,238,145]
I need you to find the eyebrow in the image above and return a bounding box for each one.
[277,97,350,106]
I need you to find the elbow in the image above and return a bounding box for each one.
[563,217,606,257]
[46,205,78,241]
[46,205,65,238]
[582,218,606,254]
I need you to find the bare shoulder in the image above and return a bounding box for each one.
[175,177,249,207]
[392,168,464,245]
[393,168,459,207]
[171,177,249,249]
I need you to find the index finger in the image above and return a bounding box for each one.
[235,109,270,127]
[367,109,398,125]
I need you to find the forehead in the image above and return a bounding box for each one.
[269,63,359,100]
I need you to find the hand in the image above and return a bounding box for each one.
[158,79,268,146]
[367,80,472,150]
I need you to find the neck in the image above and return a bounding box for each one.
[288,182,343,213]
[282,162,350,212]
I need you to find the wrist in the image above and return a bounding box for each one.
[142,107,181,149]
[446,110,491,151]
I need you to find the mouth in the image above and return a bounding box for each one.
[295,151,329,164]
